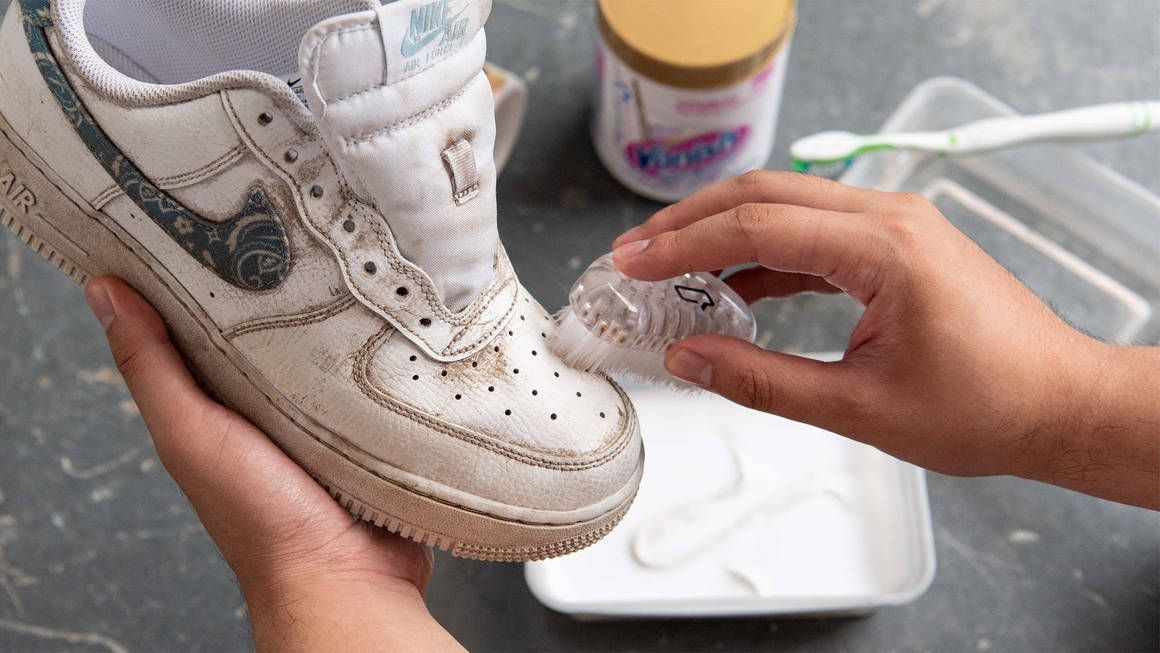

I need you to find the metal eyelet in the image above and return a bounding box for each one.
[364,262,377,274]
[258,112,273,125]
[310,185,325,198]
[284,149,299,163]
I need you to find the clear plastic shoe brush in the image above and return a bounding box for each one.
[550,253,757,386]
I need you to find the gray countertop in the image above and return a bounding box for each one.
[1,1,1158,651]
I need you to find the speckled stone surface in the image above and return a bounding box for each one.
[1,1,1157,651]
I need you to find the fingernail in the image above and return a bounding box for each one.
[613,225,645,248]
[666,349,712,388]
[612,239,650,268]
[85,283,115,332]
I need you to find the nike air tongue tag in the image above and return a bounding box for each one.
[299,0,498,312]
[377,0,486,86]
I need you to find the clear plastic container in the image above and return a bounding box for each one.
[841,77,1160,345]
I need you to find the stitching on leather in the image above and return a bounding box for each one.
[362,210,498,327]
[223,89,445,353]
[354,325,636,468]
[154,145,247,188]
[331,82,384,105]
[223,296,359,339]
[453,183,480,200]
[223,89,514,358]
[354,205,517,356]
[0,113,638,524]
[444,274,516,352]
[221,56,510,351]
[90,145,245,209]
[343,77,479,146]
[222,89,441,353]
[453,516,626,556]
[91,184,119,208]
[309,22,380,102]
[345,213,509,358]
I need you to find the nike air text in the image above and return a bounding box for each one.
[0,170,37,215]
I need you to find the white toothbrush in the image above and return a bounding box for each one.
[791,100,1160,177]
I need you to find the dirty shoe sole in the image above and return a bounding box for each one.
[0,110,640,562]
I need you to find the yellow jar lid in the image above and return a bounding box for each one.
[597,0,796,89]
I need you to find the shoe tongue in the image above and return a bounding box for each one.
[299,0,499,312]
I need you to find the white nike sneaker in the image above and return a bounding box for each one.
[0,0,642,561]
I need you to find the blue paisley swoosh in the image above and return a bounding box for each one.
[19,0,291,292]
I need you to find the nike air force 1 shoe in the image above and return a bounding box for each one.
[0,0,642,561]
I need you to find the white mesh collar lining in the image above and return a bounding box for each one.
[49,0,379,117]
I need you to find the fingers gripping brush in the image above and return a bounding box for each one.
[550,253,757,387]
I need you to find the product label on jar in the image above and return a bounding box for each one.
[626,126,750,180]
[592,32,790,203]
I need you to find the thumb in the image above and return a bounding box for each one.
[664,335,856,427]
[84,278,341,542]
[84,277,215,439]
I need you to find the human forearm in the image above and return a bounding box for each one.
[1030,342,1160,509]
[245,574,466,653]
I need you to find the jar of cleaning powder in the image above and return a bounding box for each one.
[592,0,796,203]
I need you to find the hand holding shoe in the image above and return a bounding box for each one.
[85,278,465,653]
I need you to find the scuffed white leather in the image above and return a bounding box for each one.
[0,12,108,201]
[1,10,349,330]
[229,302,642,518]
[223,87,515,362]
[300,5,500,312]
[366,286,628,455]
[0,0,643,522]
[64,60,245,183]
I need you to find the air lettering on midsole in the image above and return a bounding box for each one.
[0,170,37,214]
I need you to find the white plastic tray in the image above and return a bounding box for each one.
[525,360,936,618]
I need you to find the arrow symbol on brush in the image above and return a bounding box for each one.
[674,285,715,311]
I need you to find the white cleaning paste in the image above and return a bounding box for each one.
[632,434,852,578]
[592,0,796,202]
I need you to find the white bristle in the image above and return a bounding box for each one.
[549,308,696,389]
